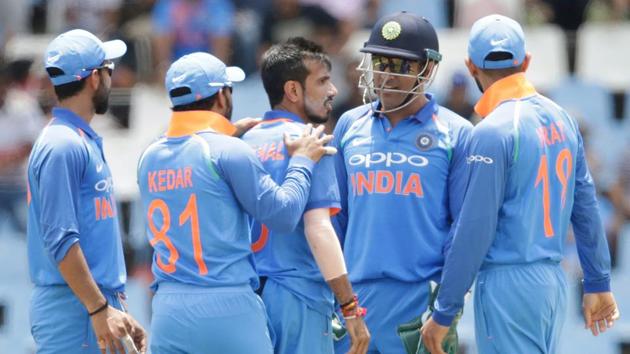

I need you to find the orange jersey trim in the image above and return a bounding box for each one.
[166,111,237,137]
[474,73,537,118]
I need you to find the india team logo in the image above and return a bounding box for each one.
[382,21,402,41]
[415,133,435,151]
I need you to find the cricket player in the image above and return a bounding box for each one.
[241,37,370,354]
[421,15,620,354]
[332,12,472,354]
[27,29,146,353]
[137,52,334,353]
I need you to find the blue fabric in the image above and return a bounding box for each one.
[150,282,273,354]
[27,107,126,291]
[473,263,567,354]
[152,0,235,60]
[434,93,612,326]
[241,110,340,316]
[137,130,313,290]
[30,285,126,354]
[334,279,431,354]
[262,279,333,354]
[332,94,472,283]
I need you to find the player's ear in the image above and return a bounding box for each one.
[521,52,532,73]
[465,57,478,78]
[284,80,302,103]
[88,69,100,91]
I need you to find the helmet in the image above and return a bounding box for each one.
[357,12,442,113]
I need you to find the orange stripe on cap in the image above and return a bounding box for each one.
[474,73,537,118]
[166,111,237,137]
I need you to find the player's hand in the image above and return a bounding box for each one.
[126,314,148,353]
[91,305,131,354]
[283,124,336,162]
[345,316,370,354]
[583,292,620,336]
[232,117,261,137]
[420,316,449,354]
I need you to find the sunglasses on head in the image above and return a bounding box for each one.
[84,61,115,76]
[371,56,417,75]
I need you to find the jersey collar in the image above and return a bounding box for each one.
[474,73,537,118]
[262,109,304,123]
[166,110,236,137]
[52,107,99,140]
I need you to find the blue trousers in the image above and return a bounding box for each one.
[150,282,273,354]
[334,278,430,354]
[262,278,333,354]
[474,262,568,354]
[30,285,126,354]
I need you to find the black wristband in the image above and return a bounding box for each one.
[89,300,108,317]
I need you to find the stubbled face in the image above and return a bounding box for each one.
[93,68,112,115]
[371,55,424,111]
[302,59,337,124]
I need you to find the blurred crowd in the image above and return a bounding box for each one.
[0,0,629,282]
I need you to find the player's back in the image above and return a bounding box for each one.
[241,110,336,315]
[137,131,257,288]
[481,94,581,266]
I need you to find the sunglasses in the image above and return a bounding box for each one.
[371,56,417,75]
[83,61,115,76]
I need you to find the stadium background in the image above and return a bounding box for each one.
[0,0,629,353]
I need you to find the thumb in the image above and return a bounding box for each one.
[283,132,291,147]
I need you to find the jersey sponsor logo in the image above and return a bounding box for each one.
[415,133,435,151]
[94,176,114,193]
[466,155,494,164]
[351,136,373,147]
[348,152,429,168]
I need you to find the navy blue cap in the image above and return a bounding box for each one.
[361,11,442,62]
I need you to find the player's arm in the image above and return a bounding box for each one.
[444,121,473,256]
[36,141,136,353]
[432,124,509,326]
[570,128,619,335]
[304,208,370,353]
[221,125,332,232]
[330,113,353,243]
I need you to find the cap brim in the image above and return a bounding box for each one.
[102,39,127,60]
[226,66,246,83]
[360,45,423,61]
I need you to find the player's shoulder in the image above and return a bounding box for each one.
[35,121,87,155]
[435,105,473,131]
[335,103,374,135]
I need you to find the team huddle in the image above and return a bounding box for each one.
[26,9,619,354]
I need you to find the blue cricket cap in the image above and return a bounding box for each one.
[468,14,525,69]
[44,29,127,86]
[165,52,246,107]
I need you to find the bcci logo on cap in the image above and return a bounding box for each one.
[415,133,435,151]
[381,21,402,41]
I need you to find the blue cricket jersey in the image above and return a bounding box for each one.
[333,94,472,284]
[27,107,126,291]
[137,111,315,291]
[434,73,612,326]
[241,110,341,316]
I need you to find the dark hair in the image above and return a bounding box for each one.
[481,51,521,77]
[171,87,219,111]
[261,37,331,107]
[47,67,88,101]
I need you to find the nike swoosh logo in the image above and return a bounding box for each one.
[351,137,372,147]
[47,53,61,64]
[490,38,508,46]
[172,73,187,83]
[96,163,104,173]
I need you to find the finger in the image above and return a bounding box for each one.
[312,124,325,137]
[98,338,107,354]
[597,319,607,334]
[317,133,334,145]
[323,146,338,155]
[283,132,291,147]
[583,308,592,330]
[112,336,125,354]
[302,123,313,136]
[590,322,598,336]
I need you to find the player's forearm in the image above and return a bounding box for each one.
[304,209,351,302]
[58,243,107,313]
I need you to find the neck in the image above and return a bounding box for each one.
[383,93,428,127]
[58,94,95,124]
[274,101,306,123]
